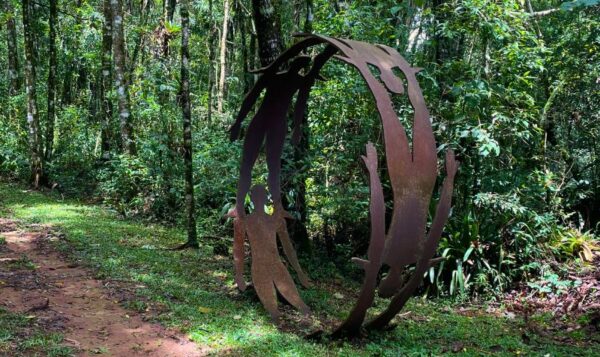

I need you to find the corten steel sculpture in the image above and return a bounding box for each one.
[229,33,458,337]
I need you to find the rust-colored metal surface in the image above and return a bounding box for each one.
[230,56,312,215]
[229,34,458,335]
[231,185,310,320]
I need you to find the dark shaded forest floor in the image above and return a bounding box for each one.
[0,182,598,356]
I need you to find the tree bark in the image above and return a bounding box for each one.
[217,0,230,113]
[111,0,136,155]
[179,0,199,248]
[100,0,114,159]
[22,0,44,188]
[207,0,216,122]
[237,0,252,93]
[251,0,284,67]
[167,0,176,21]
[288,0,313,252]
[45,0,58,162]
[5,0,21,97]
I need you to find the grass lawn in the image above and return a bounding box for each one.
[0,182,597,356]
[0,307,73,357]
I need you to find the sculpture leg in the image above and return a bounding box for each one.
[366,150,458,331]
[252,274,281,321]
[273,264,310,315]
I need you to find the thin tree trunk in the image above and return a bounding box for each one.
[5,0,21,98]
[288,0,313,252]
[100,0,114,159]
[128,0,151,77]
[249,29,257,75]
[217,0,230,113]
[157,0,173,105]
[167,0,176,21]
[22,0,44,188]
[237,0,252,93]
[111,0,136,155]
[45,0,58,162]
[61,0,84,105]
[179,0,199,248]
[207,0,215,122]
[75,0,87,93]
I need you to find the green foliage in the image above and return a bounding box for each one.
[561,0,600,11]
[96,154,157,217]
[527,272,581,295]
[0,95,28,181]
[6,255,37,271]
[0,0,599,299]
[0,307,73,357]
[2,183,598,356]
[551,227,599,262]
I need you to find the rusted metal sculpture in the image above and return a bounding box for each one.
[229,33,458,336]
[232,185,310,320]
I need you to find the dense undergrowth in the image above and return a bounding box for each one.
[1,0,599,303]
[1,182,599,356]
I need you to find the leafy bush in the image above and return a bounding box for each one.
[96,155,156,217]
[551,227,599,263]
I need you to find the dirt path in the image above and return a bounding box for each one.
[0,218,206,356]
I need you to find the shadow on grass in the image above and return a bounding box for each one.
[1,182,598,356]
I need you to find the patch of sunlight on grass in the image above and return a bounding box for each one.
[1,182,599,356]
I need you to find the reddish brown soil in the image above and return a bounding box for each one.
[0,219,207,356]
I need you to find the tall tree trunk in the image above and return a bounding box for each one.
[45,0,58,162]
[251,0,284,67]
[100,0,114,159]
[5,0,21,98]
[249,29,257,75]
[60,0,84,105]
[217,0,230,113]
[237,0,252,93]
[75,1,87,94]
[179,0,199,248]
[207,0,216,122]
[22,0,44,188]
[111,0,136,155]
[167,0,176,21]
[288,0,313,252]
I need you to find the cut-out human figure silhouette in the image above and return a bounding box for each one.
[323,37,438,298]
[226,34,458,334]
[234,185,310,320]
[229,56,315,217]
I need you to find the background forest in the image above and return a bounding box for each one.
[1,0,599,301]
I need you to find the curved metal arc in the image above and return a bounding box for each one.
[331,142,386,338]
[230,33,457,336]
[365,150,458,331]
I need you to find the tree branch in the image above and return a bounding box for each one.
[530,8,559,17]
